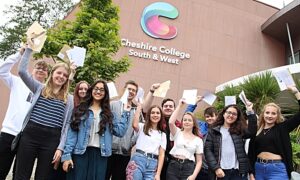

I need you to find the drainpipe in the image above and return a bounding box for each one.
[286,23,295,64]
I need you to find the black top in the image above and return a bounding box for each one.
[248,100,300,178]
[255,128,280,155]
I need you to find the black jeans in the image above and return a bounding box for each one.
[14,121,61,180]
[166,159,195,180]
[196,168,210,180]
[217,169,248,180]
[0,132,16,180]
[105,154,130,180]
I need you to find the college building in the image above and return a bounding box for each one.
[1,0,300,125]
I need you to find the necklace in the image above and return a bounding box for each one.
[263,128,272,135]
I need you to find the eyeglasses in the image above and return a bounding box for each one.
[93,88,105,93]
[225,111,238,117]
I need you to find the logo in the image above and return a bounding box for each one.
[141,2,179,40]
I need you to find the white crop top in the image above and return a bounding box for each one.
[135,123,167,155]
[169,127,203,162]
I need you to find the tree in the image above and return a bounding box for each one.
[40,0,131,84]
[0,0,74,59]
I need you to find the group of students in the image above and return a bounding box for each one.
[0,39,300,180]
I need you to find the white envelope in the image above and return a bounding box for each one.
[225,96,236,106]
[66,46,86,67]
[239,90,248,105]
[182,89,198,105]
[135,87,145,103]
[273,69,295,91]
[107,82,118,99]
[202,91,217,106]
[120,89,129,104]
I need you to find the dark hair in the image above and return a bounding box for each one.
[124,80,138,91]
[71,80,113,135]
[204,107,218,117]
[161,98,176,108]
[212,105,247,135]
[143,105,165,135]
[73,81,90,107]
[182,112,201,137]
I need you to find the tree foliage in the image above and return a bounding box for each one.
[40,0,131,84]
[0,0,74,59]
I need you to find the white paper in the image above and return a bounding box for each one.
[225,96,236,106]
[202,91,217,106]
[153,80,170,98]
[120,89,129,104]
[182,89,198,105]
[273,69,295,91]
[135,87,145,103]
[107,82,118,99]
[239,90,248,105]
[57,52,65,59]
[66,46,86,67]
[289,64,300,74]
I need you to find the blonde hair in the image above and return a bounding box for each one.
[42,62,70,102]
[257,103,284,135]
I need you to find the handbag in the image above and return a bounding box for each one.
[11,132,22,152]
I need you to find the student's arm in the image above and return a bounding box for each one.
[132,103,142,132]
[185,96,203,113]
[142,83,160,113]
[0,51,22,88]
[112,109,130,137]
[61,126,78,172]
[188,154,202,180]
[284,86,300,132]
[169,99,185,136]
[244,101,257,138]
[155,147,165,180]
[18,48,42,93]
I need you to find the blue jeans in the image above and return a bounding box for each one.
[255,162,289,180]
[126,152,158,180]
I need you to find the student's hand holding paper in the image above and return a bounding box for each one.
[68,62,77,81]
[245,101,254,113]
[196,96,203,104]
[287,85,299,94]
[150,83,160,93]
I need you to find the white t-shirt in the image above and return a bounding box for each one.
[169,127,203,161]
[135,123,167,155]
[87,109,101,148]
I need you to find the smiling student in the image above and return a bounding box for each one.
[62,80,130,180]
[204,102,257,180]
[73,81,90,107]
[248,86,300,180]
[166,99,203,180]
[14,42,73,180]
[126,105,166,180]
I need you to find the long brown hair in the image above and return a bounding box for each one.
[143,105,165,136]
[257,103,284,135]
[42,62,70,102]
[181,112,201,137]
[213,105,247,135]
[73,81,90,107]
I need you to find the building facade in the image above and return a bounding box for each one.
[0,0,291,126]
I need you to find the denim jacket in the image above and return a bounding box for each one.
[61,109,130,161]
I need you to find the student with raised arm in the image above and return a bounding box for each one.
[204,101,256,180]
[167,99,203,180]
[14,40,73,180]
[62,80,130,180]
[0,47,48,179]
[248,86,300,180]
[126,104,166,180]
[143,83,181,180]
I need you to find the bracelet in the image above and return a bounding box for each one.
[150,89,155,93]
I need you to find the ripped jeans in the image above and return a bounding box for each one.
[126,152,158,180]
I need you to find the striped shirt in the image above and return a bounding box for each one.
[30,95,66,128]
